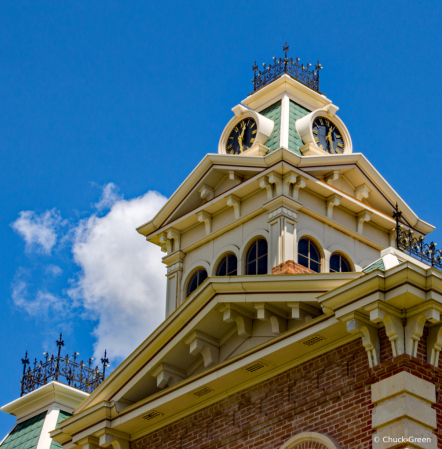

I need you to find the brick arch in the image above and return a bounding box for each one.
[280,432,341,449]
[292,443,329,449]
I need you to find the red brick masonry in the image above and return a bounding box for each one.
[272,261,315,275]
[132,332,442,449]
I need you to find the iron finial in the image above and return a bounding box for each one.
[283,41,289,57]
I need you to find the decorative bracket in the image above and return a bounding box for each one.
[355,184,371,201]
[283,172,298,197]
[369,305,404,357]
[293,176,307,201]
[166,228,181,252]
[428,324,442,367]
[98,432,130,449]
[405,308,440,357]
[226,194,241,220]
[197,211,212,235]
[326,194,341,220]
[268,172,283,196]
[325,170,339,185]
[357,210,371,235]
[228,170,243,182]
[287,302,320,322]
[152,363,186,389]
[159,232,172,254]
[341,312,380,368]
[185,331,220,368]
[254,303,287,335]
[199,184,214,201]
[219,304,253,338]
[258,175,273,201]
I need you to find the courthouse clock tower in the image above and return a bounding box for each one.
[43,44,442,449]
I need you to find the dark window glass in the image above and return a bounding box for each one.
[187,269,208,296]
[298,238,309,257]
[330,253,351,273]
[217,257,227,276]
[297,238,321,273]
[216,254,237,276]
[330,254,340,272]
[245,239,268,275]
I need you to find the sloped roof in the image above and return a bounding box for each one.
[0,411,46,449]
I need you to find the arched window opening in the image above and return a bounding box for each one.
[216,254,238,276]
[298,238,321,273]
[245,239,268,275]
[187,269,208,297]
[330,253,351,273]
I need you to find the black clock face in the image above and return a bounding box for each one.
[312,117,344,154]
[226,118,257,154]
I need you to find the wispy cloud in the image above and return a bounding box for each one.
[93,182,122,211]
[11,209,64,254]
[12,279,69,318]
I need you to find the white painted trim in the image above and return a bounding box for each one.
[279,431,341,449]
[218,108,274,155]
[296,108,352,155]
[279,94,290,149]
[1,381,87,422]
[239,228,269,274]
[181,260,210,298]
[210,245,240,276]
[37,406,59,449]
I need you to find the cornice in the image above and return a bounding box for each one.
[136,149,434,246]
[1,381,88,421]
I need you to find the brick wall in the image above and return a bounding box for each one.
[132,339,374,449]
[272,261,315,275]
[132,330,442,449]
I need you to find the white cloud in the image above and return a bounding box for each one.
[45,265,63,276]
[12,280,68,317]
[94,182,122,211]
[11,209,63,254]
[69,189,167,361]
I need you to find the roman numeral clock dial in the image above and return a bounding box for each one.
[226,118,257,154]
[312,117,344,154]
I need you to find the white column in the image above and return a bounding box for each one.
[37,405,60,449]
[279,94,290,149]
[267,207,298,271]
[165,262,183,317]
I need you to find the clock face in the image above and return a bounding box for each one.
[226,118,257,154]
[312,117,344,154]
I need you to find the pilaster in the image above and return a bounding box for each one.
[371,372,437,449]
[163,251,185,316]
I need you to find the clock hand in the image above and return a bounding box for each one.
[328,131,334,153]
[238,136,243,153]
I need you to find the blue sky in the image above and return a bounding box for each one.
[1,0,442,436]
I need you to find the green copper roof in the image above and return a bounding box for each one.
[363,259,385,273]
[0,411,46,449]
[260,101,281,153]
[260,100,310,155]
[288,100,310,155]
[50,411,72,449]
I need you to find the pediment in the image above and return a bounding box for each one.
[74,273,361,414]
[137,150,434,249]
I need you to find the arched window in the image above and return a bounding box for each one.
[298,238,321,273]
[245,239,268,275]
[187,269,208,297]
[330,253,351,273]
[216,254,237,276]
